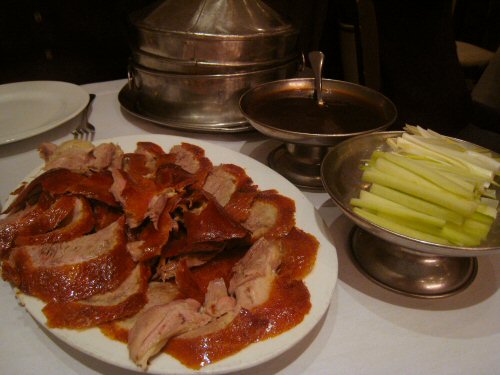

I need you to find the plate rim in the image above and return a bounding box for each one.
[8,134,338,374]
[0,80,89,145]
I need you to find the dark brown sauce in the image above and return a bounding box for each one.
[249,92,387,134]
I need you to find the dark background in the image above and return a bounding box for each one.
[1,0,499,135]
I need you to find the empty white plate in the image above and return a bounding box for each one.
[0,81,89,145]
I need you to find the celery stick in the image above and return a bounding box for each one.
[466,150,500,172]
[401,133,494,180]
[441,223,481,246]
[482,189,497,199]
[476,203,498,219]
[437,171,476,194]
[373,157,441,190]
[471,212,494,225]
[369,184,464,225]
[480,197,499,208]
[396,137,460,167]
[353,207,450,244]
[362,169,478,217]
[462,219,491,240]
[380,152,474,199]
[377,212,443,236]
[414,159,492,186]
[351,190,446,226]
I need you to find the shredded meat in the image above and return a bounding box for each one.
[128,299,211,368]
[229,237,283,309]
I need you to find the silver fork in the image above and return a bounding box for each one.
[72,93,96,140]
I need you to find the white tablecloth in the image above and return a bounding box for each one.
[1,79,499,375]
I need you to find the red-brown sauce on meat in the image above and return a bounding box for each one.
[100,229,317,369]
[165,228,317,369]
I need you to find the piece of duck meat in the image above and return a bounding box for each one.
[202,277,236,318]
[38,140,94,172]
[169,143,209,174]
[92,201,123,231]
[128,298,211,369]
[135,142,166,158]
[177,278,238,340]
[41,169,118,207]
[181,198,250,248]
[223,185,259,223]
[203,164,255,207]
[2,217,135,303]
[229,237,283,310]
[121,153,156,181]
[242,190,296,240]
[155,163,198,192]
[128,278,238,367]
[15,196,95,246]
[110,168,157,228]
[39,140,123,173]
[110,152,183,229]
[169,143,213,189]
[154,251,219,281]
[0,193,54,258]
[174,259,206,303]
[145,188,179,230]
[135,142,200,191]
[160,197,249,260]
[3,168,67,214]
[101,281,182,341]
[42,264,150,329]
[126,196,179,262]
[13,195,74,237]
[91,143,124,171]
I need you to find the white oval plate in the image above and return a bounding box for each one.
[14,134,339,374]
[0,81,89,145]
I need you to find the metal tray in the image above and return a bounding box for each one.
[118,84,254,133]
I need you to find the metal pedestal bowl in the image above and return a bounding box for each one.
[240,78,397,189]
[321,131,500,298]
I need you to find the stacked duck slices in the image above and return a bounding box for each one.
[350,125,500,246]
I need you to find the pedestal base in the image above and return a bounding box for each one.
[268,143,327,189]
[350,227,478,298]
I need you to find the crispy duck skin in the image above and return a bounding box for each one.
[110,167,158,228]
[1,167,117,214]
[41,169,118,207]
[182,198,250,245]
[0,193,54,258]
[2,218,135,303]
[126,196,179,262]
[43,264,150,329]
[135,142,167,158]
[3,169,65,215]
[162,198,250,258]
[14,196,95,246]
